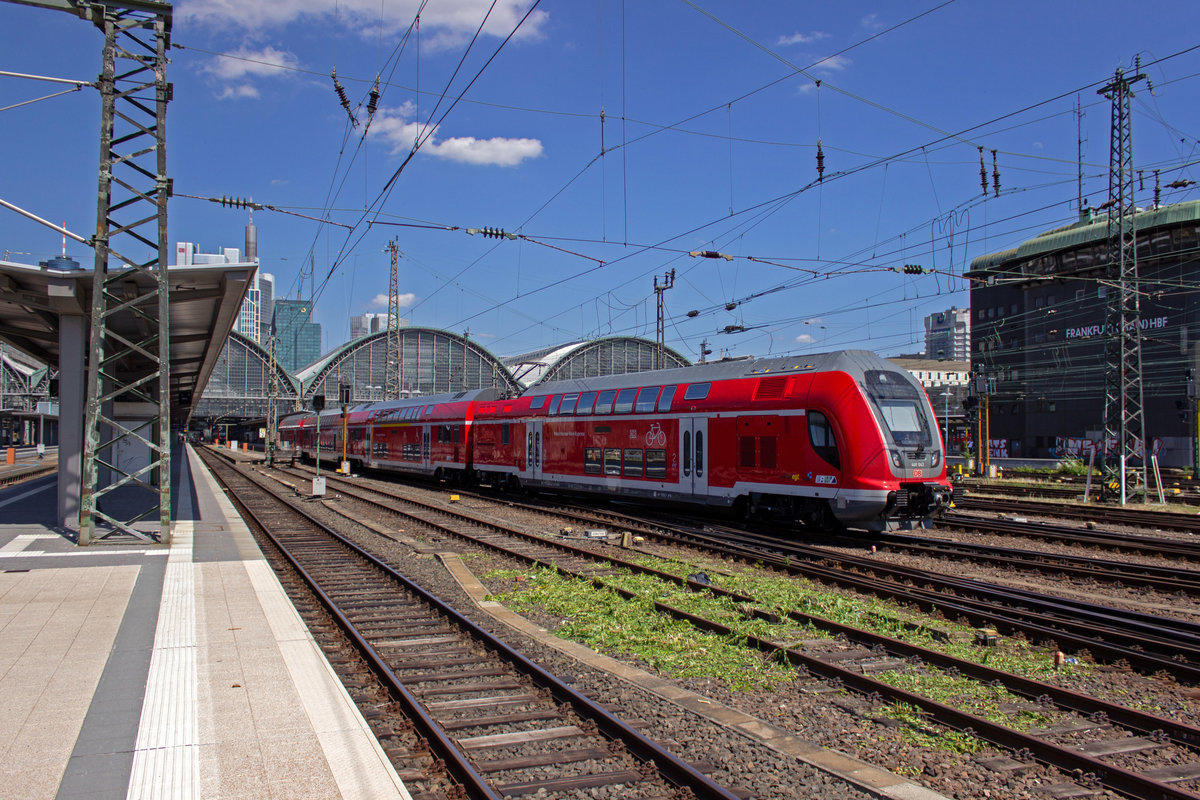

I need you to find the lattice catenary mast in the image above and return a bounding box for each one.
[385,239,402,400]
[1098,64,1150,502]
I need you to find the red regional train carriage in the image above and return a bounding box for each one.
[471,350,950,530]
[278,350,952,531]
[278,389,498,479]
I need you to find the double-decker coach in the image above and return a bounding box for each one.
[280,389,500,480]
[471,350,950,531]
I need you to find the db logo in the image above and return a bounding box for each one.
[913,468,924,478]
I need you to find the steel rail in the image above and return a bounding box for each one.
[208,451,742,800]
[269,458,1200,800]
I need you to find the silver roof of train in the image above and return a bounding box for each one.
[526,350,905,396]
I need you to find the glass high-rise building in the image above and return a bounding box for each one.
[274,299,322,371]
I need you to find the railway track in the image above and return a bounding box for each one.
[272,460,1200,800]
[282,459,1200,682]
[201,449,743,800]
[960,482,1200,513]
[0,461,56,488]
[938,512,1200,561]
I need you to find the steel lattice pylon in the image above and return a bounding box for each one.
[79,4,173,543]
[1098,66,1149,502]
[385,239,402,400]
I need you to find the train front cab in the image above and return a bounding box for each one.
[854,367,955,527]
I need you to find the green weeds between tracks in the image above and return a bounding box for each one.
[486,551,1083,750]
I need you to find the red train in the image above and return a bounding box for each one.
[278,350,953,531]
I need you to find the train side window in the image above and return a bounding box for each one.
[761,436,777,469]
[683,382,711,401]
[584,447,602,474]
[548,395,562,415]
[530,396,547,410]
[603,447,621,475]
[808,411,841,469]
[559,393,579,415]
[623,448,643,477]
[453,425,462,443]
[739,437,756,468]
[577,391,597,415]
[634,387,661,413]
[695,431,704,477]
[657,386,676,412]
[682,431,691,476]
[645,449,666,478]
[614,388,637,414]
[594,390,617,415]
[501,423,510,445]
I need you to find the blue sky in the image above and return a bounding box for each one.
[2,0,1198,363]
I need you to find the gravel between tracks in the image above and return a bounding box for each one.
[270,466,1200,800]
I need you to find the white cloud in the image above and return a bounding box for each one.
[812,54,851,72]
[204,45,300,80]
[178,0,548,50]
[777,31,829,46]
[370,104,543,167]
[794,334,816,344]
[428,135,543,166]
[216,83,260,100]
[201,45,299,99]
[861,13,885,32]
[369,292,416,309]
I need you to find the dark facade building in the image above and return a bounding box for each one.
[966,200,1200,466]
[273,299,322,372]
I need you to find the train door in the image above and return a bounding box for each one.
[527,420,543,481]
[680,416,708,496]
[421,425,431,469]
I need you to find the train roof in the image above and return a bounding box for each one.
[359,387,502,413]
[523,349,904,397]
[278,388,503,426]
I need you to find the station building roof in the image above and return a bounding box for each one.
[0,257,252,421]
[967,200,1200,275]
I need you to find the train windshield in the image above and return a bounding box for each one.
[862,370,933,448]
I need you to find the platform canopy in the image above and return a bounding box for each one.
[0,258,252,421]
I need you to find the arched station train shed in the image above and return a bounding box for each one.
[190,330,689,443]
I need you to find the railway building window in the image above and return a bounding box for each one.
[548,395,563,415]
[683,382,710,401]
[614,388,637,414]
[584,447,602,474]
[577,392,597,415]
[657,386,676,411]
[683,431,691,476]
[646,448,667,478]
[635,387,661,413]
[501,424,510,445]
[559,393,579,415]
[603,448,622,475]
[594,390,617,414]
[695,432,704,476]
[807,411,840,469]
[623,448,644,477]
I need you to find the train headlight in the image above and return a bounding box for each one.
[931,451,941,468]
[890,450,903,469]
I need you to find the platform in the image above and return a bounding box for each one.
[0,443,410,799]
